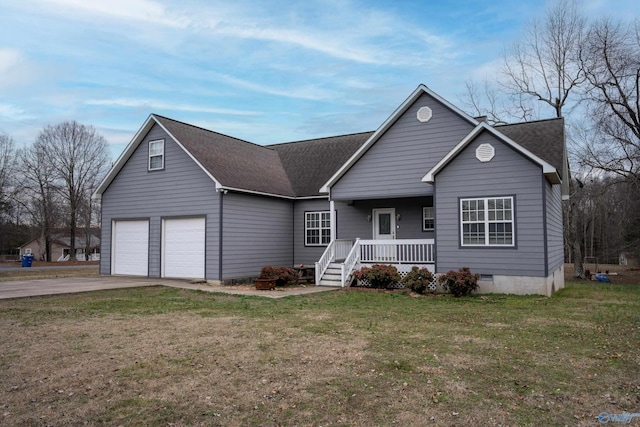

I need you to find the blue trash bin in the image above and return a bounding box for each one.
[21,254,34,268]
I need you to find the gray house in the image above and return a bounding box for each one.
[95,84,567,295]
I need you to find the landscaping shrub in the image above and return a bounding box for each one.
[258,266,299,287]
[438,267,480,297]
[353,264,401,289]
[401,266,435,294]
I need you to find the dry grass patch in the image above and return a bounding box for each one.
[1,283,639,426]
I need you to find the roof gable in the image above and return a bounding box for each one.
[422,122,560,184]
[95,115,296,198]
[320,84,479,193]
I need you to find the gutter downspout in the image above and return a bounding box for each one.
[218,189,225,281]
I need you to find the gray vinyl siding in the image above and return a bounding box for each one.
[222,192,293,278]
[434,131,546,277]
[293,198,331,266]
[331,93,474,200]
[335,198,435,240]
[100,124,220,279]
[546,181,564,272]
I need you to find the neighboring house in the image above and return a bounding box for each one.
[95,84,568,295]
[19,234,101,261]
[619,252,639,268]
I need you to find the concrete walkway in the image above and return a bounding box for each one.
[0,276,339,300]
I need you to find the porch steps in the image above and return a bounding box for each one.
[318,263,343,287]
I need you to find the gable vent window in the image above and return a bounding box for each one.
[148,139,165,171]
[476,143,495,162]
[417,106,433,123]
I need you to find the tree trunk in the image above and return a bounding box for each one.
[571,199,585,279]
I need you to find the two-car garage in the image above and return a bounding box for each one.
[111,217,205,279]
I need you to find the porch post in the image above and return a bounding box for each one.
[330,200,336,241]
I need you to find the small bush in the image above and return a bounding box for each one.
[438,267,480,297]
[258,266,298,287]
[402,266,435,294]
[353,264,401,289]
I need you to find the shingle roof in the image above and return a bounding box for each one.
[496,117,564,174]
[272,132,373,197]
[154,115,296,197]
[152,115,563,199]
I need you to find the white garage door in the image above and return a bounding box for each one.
[112,220,149,276]
[162,217,205,279]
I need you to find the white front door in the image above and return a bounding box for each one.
[372,208,396,261]
[373,208,396,240]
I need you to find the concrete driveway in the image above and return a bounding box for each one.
[0,276,337,300]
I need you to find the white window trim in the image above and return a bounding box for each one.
[305,211,331,246]
[422,206,434,231]
[148,139,165,171]
[460,196,515,247]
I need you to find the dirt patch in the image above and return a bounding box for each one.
[1,312,371,426]
[565,263,640,285]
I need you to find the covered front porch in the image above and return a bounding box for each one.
[315,238,435,287]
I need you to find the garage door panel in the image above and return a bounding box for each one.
[163,217,205,279]
[112,220,149,276]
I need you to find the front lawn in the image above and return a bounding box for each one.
[0,282,638,426]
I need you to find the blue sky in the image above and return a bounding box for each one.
[1,0,638,159]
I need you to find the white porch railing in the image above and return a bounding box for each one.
[315,239,355,284]
[317,239,435,287]
[359,239,435,264]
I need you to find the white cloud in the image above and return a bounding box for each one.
[39,0,191,28]
[210,73,339,102]
[0,48,22,73]
[85,98,262,116]
[0,103,33,120]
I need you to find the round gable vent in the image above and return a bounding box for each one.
[476,143,495,162]
[417,106,432,123]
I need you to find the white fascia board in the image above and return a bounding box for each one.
[422,122,560,184]
[218,186,296,200]
[152,116,223,190]
[95,114,157,196]
[320,84,479,193]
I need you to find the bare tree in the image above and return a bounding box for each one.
[0,132,17,219]
[501,0,588,278]
[35,121,110,260]
[502,0,586,119]
[580,18,640,186]
[18,140,62,261]
[579,18,640,257]
[461,79,541,124]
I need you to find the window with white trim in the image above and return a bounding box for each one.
[423,198,434,231]
[148,139,165,171]
[461,197,514,246]
[305,211,331,246]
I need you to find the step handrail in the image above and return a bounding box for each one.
[315,239,336,285]
[341,238,361,287]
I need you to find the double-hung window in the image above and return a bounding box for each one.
[305,211,331,246]
[148,139,165,171]
[461,196,514,246]
[423,197,434,231]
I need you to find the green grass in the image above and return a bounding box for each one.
[1,282,639,426]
